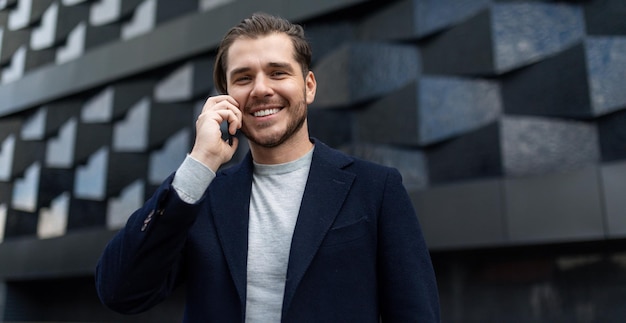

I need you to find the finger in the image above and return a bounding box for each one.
[215,104,242,133]
[202,95,239,113]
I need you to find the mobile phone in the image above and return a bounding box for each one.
[220,121,233,145]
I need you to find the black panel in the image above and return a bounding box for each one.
[598,110,626,162]
[504,166,605,243]
[67,199,106,230]
[3,209,38,240]
[412,178,507,250]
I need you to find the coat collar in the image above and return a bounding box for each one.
[209,138,356,315]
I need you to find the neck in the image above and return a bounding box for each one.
[249,126,313,165]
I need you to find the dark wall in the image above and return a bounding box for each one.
[0,0,625,321]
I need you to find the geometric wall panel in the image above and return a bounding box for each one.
[29,2,58,51]
[305,22,355,66]
[1,45,25,83]
[80,23,120,53]
[0,134,16,182]
[113,97,150,152]
[121,0,156,41]
[0,26,29,66]
[74,122,111,165]
[584,0,626,36]
[20,106,47,140]
[38,168,73,209]
[199,0,236,12]
[45,117,77,168]
[358,0,490,41]
[34,100,81,139]
[586,37,626,116]
[145,102,193,150]
[89,0,122,26]
[81,86,115,123]
[500,116,600,177]
[107,151,148,198]
[422,3,585,76]
[18,101,80,143]
[106,179,144,230]
[502,37,626,119]
[153,57,213,103]
[7,0,32,31]
[73,147,108,201]
[63,0,88,5]
[3,209,38,240]
[148,128,190,185]
[341,142,428,191]
[73,146,146,216]
[313,42,420,108]
[89,0,143,27]
[0,182,11,208]
[598,109,626,162]
[8,0,55,32]
[67,198,106,230]
[55,2,90,47]
[11,162,39,212]
[82,79,155,124]
[154,0,198,25]
[24,45,56,72]
[428,116,600,184]
[355,76,501,146]
[37,192,70,239]
[55,21,86,64]
[307,108,352,149]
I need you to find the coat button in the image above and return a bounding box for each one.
[141,209,155,232]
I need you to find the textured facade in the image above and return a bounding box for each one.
[0,0,625,321]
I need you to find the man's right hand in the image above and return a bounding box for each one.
[189,95,243,172]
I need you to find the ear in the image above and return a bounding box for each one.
[305,71,317,104]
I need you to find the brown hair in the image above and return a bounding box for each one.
[213,12,312,94]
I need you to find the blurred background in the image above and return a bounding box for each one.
[0,0,625,321]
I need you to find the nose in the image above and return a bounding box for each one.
[250,74,273,98]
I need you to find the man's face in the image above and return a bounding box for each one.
[225,33,316,148]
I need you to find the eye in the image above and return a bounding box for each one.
[271,70,288,77]
[233,75,252,83]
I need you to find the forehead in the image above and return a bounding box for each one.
[226,33,297,69]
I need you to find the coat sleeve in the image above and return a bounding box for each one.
[95,174,201,314]
[377,169,441,322]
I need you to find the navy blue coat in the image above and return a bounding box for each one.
[95,140,440,322]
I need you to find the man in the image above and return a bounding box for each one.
[96,12,440,322]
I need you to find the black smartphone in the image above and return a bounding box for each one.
[220,121,233,145]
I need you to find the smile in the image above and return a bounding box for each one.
[253,108,281,117]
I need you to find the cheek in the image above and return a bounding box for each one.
[226,91,248,110]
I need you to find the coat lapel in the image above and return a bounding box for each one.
[282,142,355,315]
[209,155,254,309]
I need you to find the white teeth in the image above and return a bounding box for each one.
[253,108,280,117]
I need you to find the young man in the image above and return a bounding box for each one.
[96,12,440,322]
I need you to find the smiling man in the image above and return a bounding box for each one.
[95,13,440,322]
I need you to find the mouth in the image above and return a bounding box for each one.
[252,108,282,117]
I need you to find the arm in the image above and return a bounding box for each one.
[378,169,440,322]
[95,176,201,314]
[95,96,243,314]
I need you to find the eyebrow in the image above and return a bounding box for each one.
[267,62,294,71]
[229,62,295,80]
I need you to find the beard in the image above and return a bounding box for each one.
[242,97,308,148]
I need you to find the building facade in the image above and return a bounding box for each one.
[1,0,625,321]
